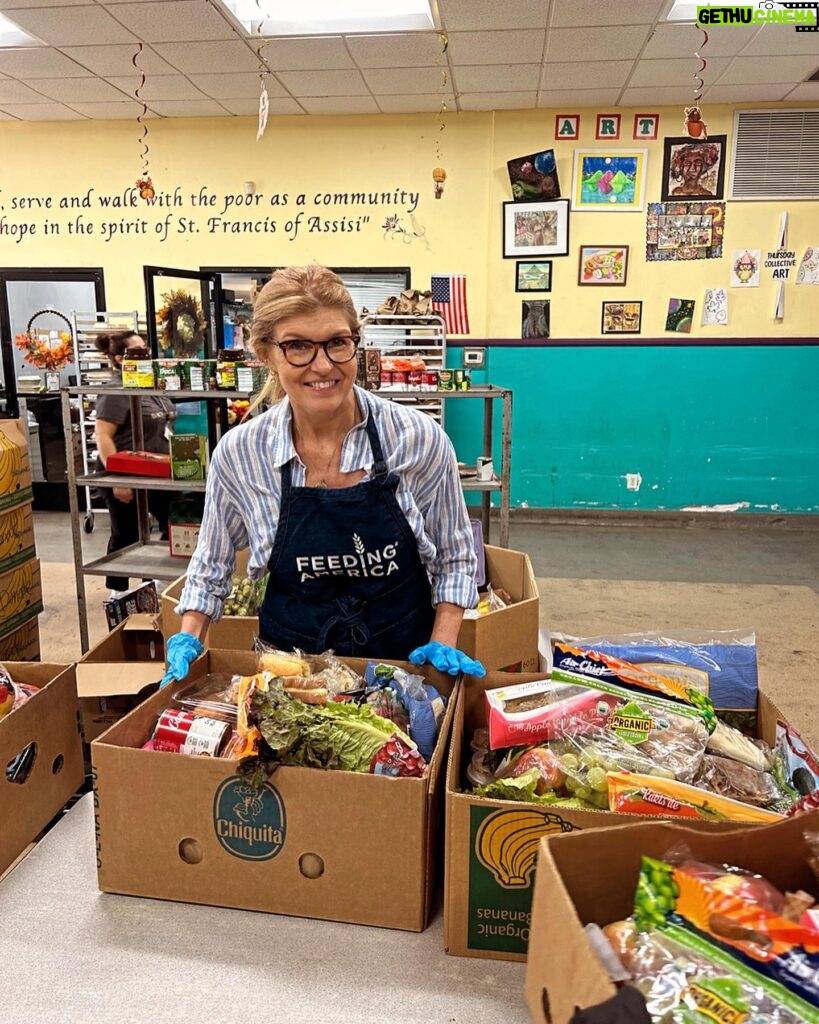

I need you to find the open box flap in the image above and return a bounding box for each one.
[76,662,163,699]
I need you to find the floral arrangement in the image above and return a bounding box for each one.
[14,330,74,371]
[156,288,207,357]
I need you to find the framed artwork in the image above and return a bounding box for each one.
[515,260,552,292]
[660,135,727,201]
[596,114,621,140]
[601,300,642,334]
[502,199,570,258]
[555,114,579,140]
[571,149,648,211]
[521,300,550,339]
[578,245,629,286]
[507,149,560,202]
[646,201,725,261]
[666,298,695,333]
[633,113,659,140]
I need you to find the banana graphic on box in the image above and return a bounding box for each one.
[476,809,576,888]
[0,427,25,496]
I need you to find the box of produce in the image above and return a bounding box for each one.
[0,502,35,573]
[92,648,456,930]
[76,614,164,744]
[444,649,818,961]
[0,558,42,638]
[0,419,32,513]
[0,662,84,876]
[170,433,208,481]
[457,545,540,672]
[525,812,819,1024]
[0,618,39,661]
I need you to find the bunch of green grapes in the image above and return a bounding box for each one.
[557,737,676,811]
[634,856,679,932]
[223,575,262,616]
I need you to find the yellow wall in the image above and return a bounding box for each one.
[0,102,816,337]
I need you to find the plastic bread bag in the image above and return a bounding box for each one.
[707,718,773,773]
[253,639,363,702]
[607,771,785,823]
[171,673,242,724]
[364,662,447,762]
[694,753,787,810]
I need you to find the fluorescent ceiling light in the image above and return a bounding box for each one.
[666,0,790,20]
[220,0,435,35]
[0,13,41,47]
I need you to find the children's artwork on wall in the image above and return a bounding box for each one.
[507,150,560,202]
[596,114,621,140]
[571,150,648,211]
[601,300,642,335]
[515,261,552,292]
[795,246,819,285]
[555,114,579,140]
[660,135,727,201]
[521,300,550,339]
[701,288,728,325]
[646,202,725,261]
[502,199,569,258]
[578,245,628,286]
[633,114,659,140]
[730,250,761,287]
[665,298,695,334]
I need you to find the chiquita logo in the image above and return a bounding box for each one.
[475,808,576,889]
[213,778,286,861]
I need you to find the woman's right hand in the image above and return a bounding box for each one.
[113,487,134,503]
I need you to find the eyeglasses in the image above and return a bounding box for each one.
[274,335,359,367]
[124,347,151,358]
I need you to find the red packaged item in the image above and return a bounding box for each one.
[152,707,229,757]
[485,678,619,750]
[107,451,172,478]
[370,734,426,777]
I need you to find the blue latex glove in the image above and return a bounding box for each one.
[408,641,486,677]
[160,633,205,688]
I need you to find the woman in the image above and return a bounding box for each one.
[94,331,175,595]
[164,265,483,682]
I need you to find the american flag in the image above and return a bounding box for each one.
[431,274,470,335]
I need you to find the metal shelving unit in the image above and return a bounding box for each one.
[62,384,253,652]
[360,312,446,424]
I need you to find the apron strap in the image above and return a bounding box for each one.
[365,413,389,480]
[317,595,371,651]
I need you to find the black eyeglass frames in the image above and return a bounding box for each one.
[274,334,360,367]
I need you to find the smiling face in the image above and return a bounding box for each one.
[269,308,358,423]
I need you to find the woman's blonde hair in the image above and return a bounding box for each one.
[249,265,359,408]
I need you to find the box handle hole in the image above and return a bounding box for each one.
[299,852,325,878]
[6,741,37,784]
[52,754,64,775]
[178,837,203,864]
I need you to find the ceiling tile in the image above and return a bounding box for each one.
[458,91,536,110]
[0,110,19,119]
[447,30,545,65]
[144,98,229,116]
[277,69,369,97]
[66,99,158,117]
[103,1,237,42]
[705,83,792,102]
[300,95,380,115]
[0,101,85,117]
[361,66,444,94]
[60,44,176,76]
[0,79,50,101]
[550,0,664,26]
[537,88,622,107]
[718,54,819,85]
[740,26,819,57]
[105,74,206,100]
[188,73,287,100]
[346,32,444,68]
[628,56,731,87]
[0,0,93,7]
[255,36,355,71]
[151,40,258,74]
[545,25,650,62]
[455,64,541,93]
[218,96,304,115]
[785,82,819,100]
[540,61,633,90]
[0,46,90,76]
[642,23,760,59]
[619,85,710,105]
[438,0,549,31]
[2,5,136,45]
[375,92,455,113]
[30,75,129,101]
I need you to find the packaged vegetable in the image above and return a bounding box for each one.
[695,753,786,810]
[607,771,785,823]
[223,573,267,616]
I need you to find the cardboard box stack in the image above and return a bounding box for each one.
[0,420,41,660]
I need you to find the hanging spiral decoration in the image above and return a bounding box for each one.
[255,0,271,140]
[434,32,449,163]
[132,42,154,199]
[692,28,709,101]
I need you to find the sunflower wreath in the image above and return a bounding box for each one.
[156,288,207,358]
[14,308,74,371]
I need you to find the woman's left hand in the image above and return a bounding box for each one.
[408,641,485,677]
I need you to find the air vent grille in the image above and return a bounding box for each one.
[730,109,819,200]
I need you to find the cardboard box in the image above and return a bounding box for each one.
[524,812,819,1023]
[0,618,40,661]
[92,650,455,931]
[107,451,171,478]
[103,581,159,631]
[0,558,42,638]
[170,433,208,481]
[121,358,154,388]
[443,673,786,961]
[76,614,164,743]
[169,522,201,558]
[0,502,35,572]
[0,419,33,513]
[0,663,84,876]
[456,546,540,672]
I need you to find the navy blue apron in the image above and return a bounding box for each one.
[259,413,435,658]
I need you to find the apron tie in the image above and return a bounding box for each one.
[317,595,371,651]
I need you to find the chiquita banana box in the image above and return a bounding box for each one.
[0,420,33,514]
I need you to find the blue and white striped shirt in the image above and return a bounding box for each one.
[177,386,479,623]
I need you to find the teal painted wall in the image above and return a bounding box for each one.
[446,345,819,514]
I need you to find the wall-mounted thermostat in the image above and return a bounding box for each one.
[463,348,486,369]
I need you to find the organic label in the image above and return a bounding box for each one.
[685,981,749,1024]
[608,700,653,744]
[213,777,286,861]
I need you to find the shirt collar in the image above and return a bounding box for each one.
[268,386,373,469]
